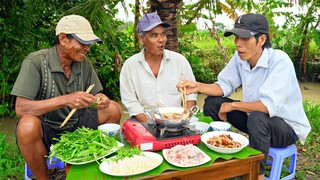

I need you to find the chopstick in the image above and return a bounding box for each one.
[156,102,166,107]
[60,84,95,128]
[181,87,187,109]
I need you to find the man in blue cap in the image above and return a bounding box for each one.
[120,12,197,122]
[177,13,311,179]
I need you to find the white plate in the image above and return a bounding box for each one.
[65,141,124,165]
[201,131,249,154]
[99,152,163,176]
[162,145,211,167]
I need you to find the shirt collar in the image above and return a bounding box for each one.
[236,48,270,70]
[138,48,170,63]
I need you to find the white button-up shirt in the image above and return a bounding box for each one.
[120,49,197,116]
[216,48,311,144]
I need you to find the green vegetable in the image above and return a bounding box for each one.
[112,146,142,162]
[90,96,101,108]
[48,127,118,163]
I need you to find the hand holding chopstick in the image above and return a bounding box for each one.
[60,84,95,128]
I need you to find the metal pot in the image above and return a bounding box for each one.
[151,106,199,128]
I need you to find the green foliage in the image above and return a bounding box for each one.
[0,0,129,116]
[0,132,24,179]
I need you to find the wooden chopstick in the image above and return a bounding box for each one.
[156,102,166,107]
[60,84,95,128]
[181,87,187,109]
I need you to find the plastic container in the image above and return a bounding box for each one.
[25,156,65,180]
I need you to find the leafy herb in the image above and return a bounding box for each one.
[113,146,142,162]
[48,127,118,163]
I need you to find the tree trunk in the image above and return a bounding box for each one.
[148,0,182,52]
[134,0,141,49]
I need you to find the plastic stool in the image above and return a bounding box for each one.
[25,156,65,180]
[265,144,297,180]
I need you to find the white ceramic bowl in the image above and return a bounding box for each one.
[98,123,120,137]
[189,122,210,134]
[201,131,249,154]
[189,116,199,123]
[210,121,231,131]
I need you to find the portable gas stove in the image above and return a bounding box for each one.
[122,119,201,151]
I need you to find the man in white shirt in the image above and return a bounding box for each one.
[177,13,311,179]
[120,12,197,122]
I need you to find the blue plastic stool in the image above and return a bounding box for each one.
[25,156,65,180]
[265,144,297,180]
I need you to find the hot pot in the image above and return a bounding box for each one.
[151,106,199,128]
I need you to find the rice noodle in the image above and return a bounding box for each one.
[109,154,161,175]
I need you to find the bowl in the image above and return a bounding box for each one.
[189,116,199,123]
[201,131,249,154]
[189,122,210,134]
[98,123,120,136]
[210,121,231,131]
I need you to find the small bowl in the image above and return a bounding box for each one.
[98,123,120,136]
[189,116,199,123]
[210,121,231,131]
[189,122,210,134]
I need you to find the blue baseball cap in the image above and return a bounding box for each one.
[136,13,170,34]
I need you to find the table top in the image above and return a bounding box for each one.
[66,142,263,180]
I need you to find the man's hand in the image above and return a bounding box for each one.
[92,93,110,110]
[176,80,198,94]
[218,102,233,121]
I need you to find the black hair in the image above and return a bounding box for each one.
[54,34,74,45]
[254,33,271,49]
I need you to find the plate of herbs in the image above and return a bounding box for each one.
[48,127,123,165]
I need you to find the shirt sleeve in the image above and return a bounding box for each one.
[120,62,145,116]
[10,58,42,100]
[216,53,242,97]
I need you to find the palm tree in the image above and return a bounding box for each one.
[147,0,183,52]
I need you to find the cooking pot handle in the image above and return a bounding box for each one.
[190,106,200,115]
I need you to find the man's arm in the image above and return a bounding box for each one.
[15,91,97,118]
[177,81,224,97]
[218,100,269,121]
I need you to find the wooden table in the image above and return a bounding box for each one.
[136,153,264,180]
[66,152,264,180]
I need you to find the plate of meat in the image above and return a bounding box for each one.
[201,131,249,154]
[162,144,211,167]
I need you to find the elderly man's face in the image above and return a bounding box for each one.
[59,34,91,62]
[139,25,167,56]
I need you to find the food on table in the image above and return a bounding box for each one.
[164,144,206,166]
[48,127,119,163]
[107,154,161,175]
[206,134,242,148]
[161,112,183,120]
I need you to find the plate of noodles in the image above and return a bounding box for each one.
[99,152,163,176]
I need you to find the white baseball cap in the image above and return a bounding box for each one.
[55,15,102,45]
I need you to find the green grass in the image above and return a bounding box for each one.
[0,132,24,179]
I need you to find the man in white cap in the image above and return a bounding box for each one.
[120,12,197,122]
[11,15,122,179]
[177,13,311,179]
